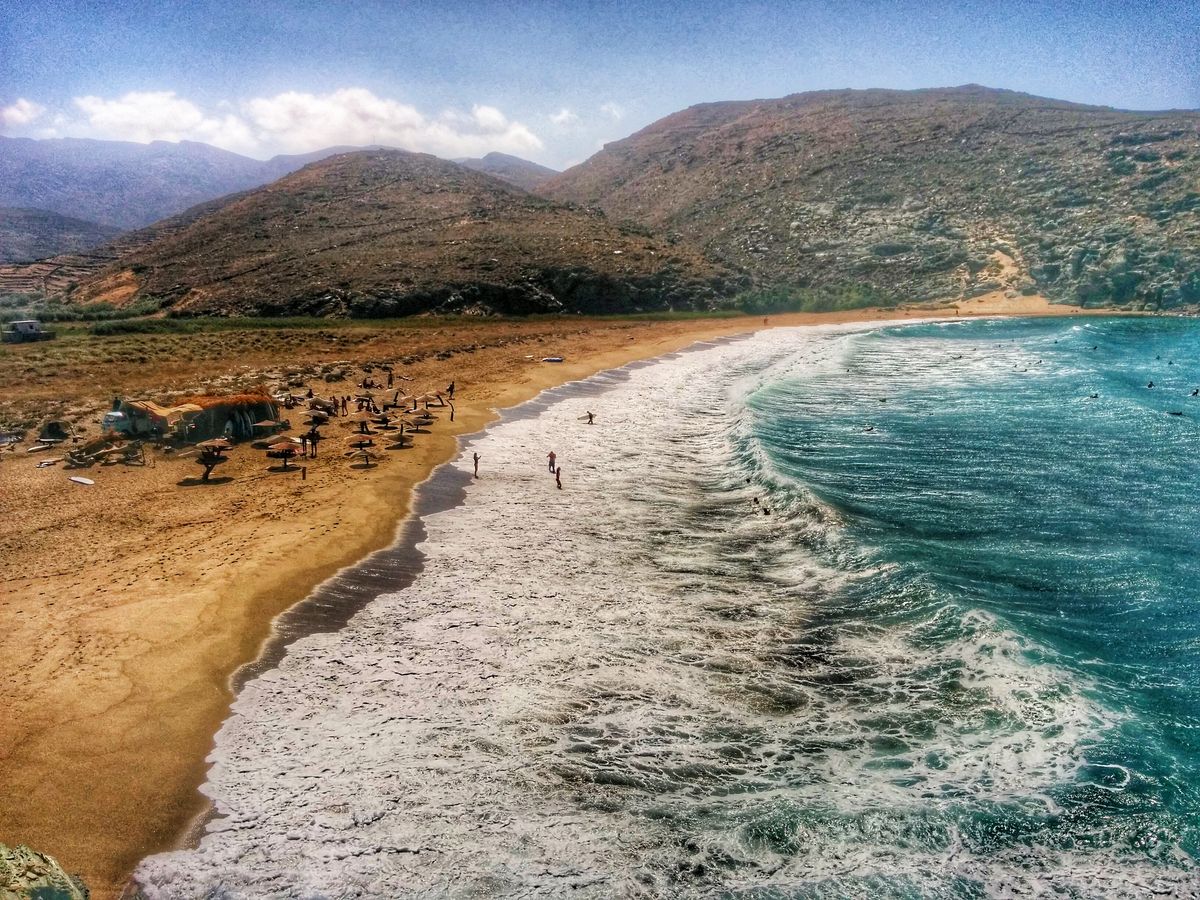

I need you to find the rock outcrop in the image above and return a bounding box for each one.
[0,844,88,899]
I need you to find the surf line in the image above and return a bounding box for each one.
[170,331,757,855]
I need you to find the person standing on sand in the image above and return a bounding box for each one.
[556,466,563,489]
[448,381,456,400]
[473,452,480,478]
[387,371,394,388]
[547,450,557,472]
[308,428,321,458]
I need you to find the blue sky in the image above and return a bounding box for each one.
[1,0,1198,168]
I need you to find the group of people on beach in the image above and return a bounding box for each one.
[545,411,595,488]
[471,409,596,490]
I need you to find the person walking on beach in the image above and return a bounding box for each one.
[448,381,456,400]
[586,411,595,425]
[555,466,563,489]
[547,450,557,472]
[473,452,480,478]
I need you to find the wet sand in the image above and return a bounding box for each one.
[0,298,1117,897]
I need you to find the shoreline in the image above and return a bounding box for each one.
[0,297,1124,898]
[174,332,753,858]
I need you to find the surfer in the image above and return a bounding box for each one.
[473,452,480,478]
[547,450,557,472]
[1148,381,1154,388]
[586,411,595,425]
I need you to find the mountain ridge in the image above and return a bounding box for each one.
[454,152,559,191]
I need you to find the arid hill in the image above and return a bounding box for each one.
[455,152,558,191]
[70,150,735,316]
[541,86,1200,309]
[0,207,122,264]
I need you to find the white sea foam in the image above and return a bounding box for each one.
[134,323,1195,899]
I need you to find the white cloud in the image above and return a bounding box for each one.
[73,91,258,153]
[469,104,509,132]
[600,101,625,121]
[240,88,542,158]
[4,88,543,160]
[549,107,579,126]
[1,98,46,128]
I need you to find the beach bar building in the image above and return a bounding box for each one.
[104,394,280,442]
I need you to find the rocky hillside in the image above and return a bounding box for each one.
[542,86,1200,310]
[69,150,734,316]
[455,152,558,191]
[0,191,257,298]
[0,136,364,230]
[0,206,122,263]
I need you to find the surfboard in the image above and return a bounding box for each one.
[69,476,95,485]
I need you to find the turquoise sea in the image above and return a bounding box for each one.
[740,316,1200,893]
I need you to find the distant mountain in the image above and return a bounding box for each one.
[69,150,734,316]
[542,86,1200,310]
[0,207,122,264]
[0,137,368,231]
[455,152,558,191]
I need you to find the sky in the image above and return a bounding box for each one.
[1,0,1198,169]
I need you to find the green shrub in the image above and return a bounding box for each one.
[734,283,894,314]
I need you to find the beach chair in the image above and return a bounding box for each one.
[119,441,146,465]
[64,448,96,468]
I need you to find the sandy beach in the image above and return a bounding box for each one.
[0,295,1117,897]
